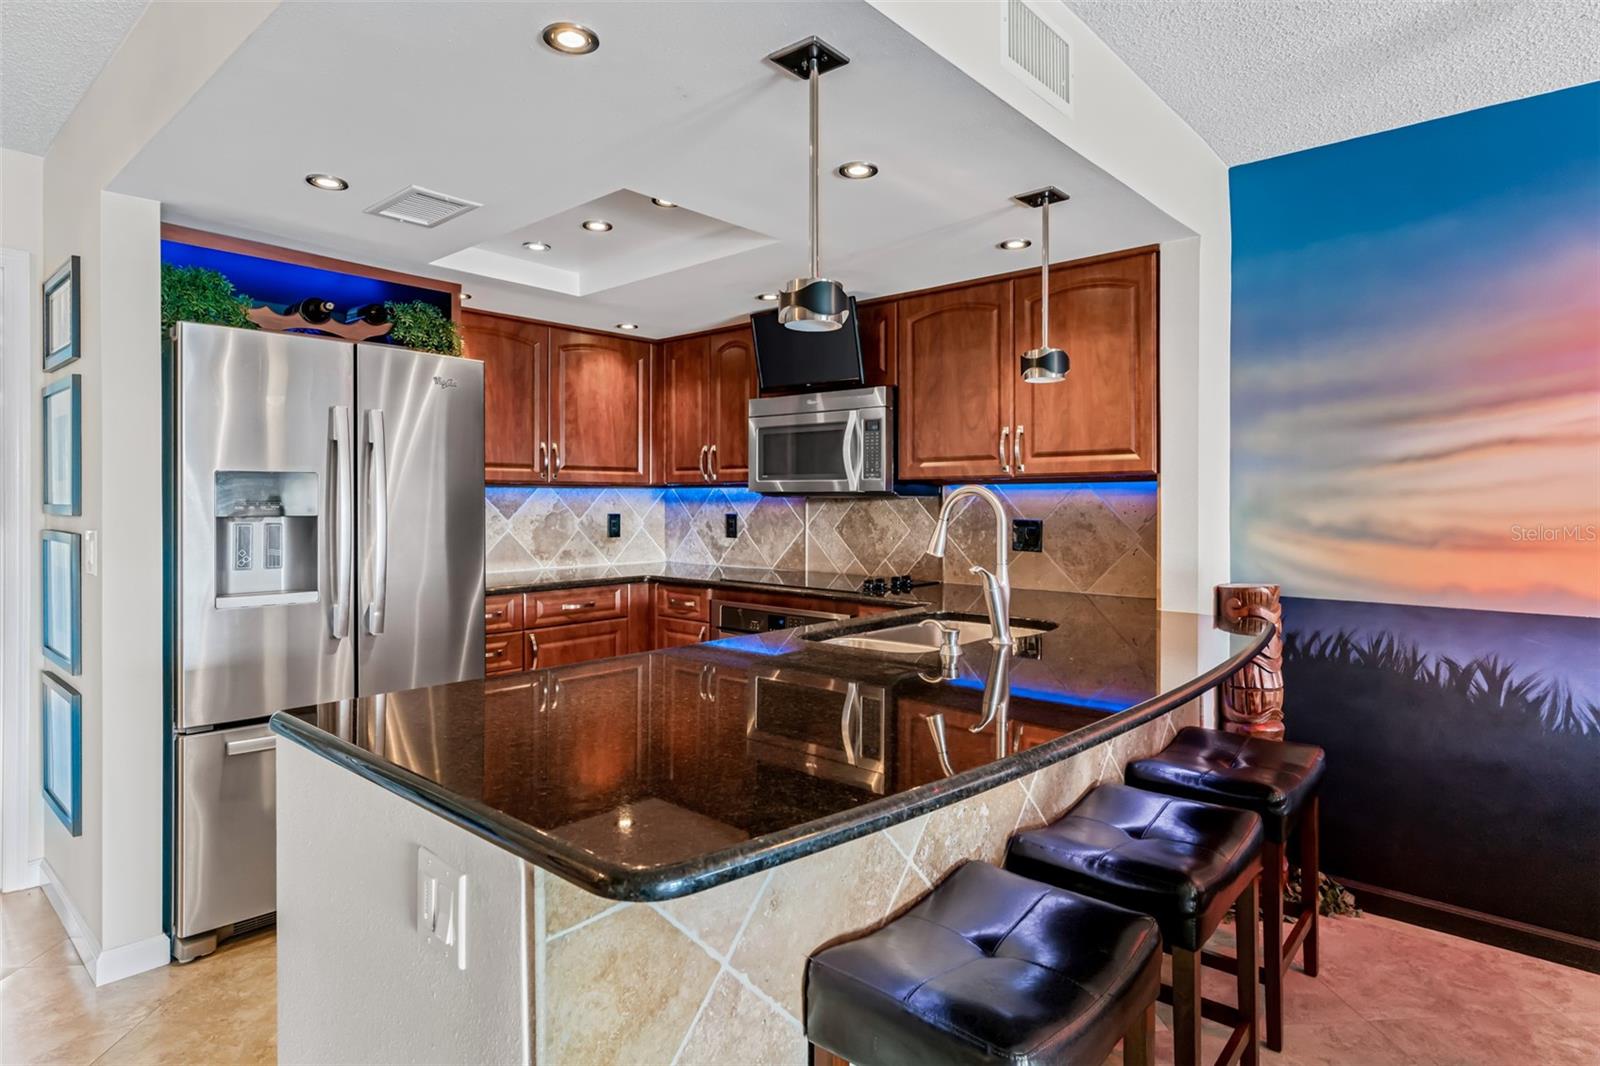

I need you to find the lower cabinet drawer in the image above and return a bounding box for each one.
[484,633,526,676]
[655,583,711,622]
[525,584,628,626]
[527,617,630,669]
[485,593,523,634]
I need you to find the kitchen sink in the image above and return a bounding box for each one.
[812,614,1052,656]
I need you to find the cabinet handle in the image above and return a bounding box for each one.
[551,442,563,477]
[668,597,695,611]
[528,632,539,666]
[709,444,718,481]
[1014,424,1025,474]
[698,444,710,481]
[487,645,504,660]
[559,601,596,611]
[538,442,547,478]
[999,425,1012,475]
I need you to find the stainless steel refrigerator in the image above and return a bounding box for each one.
[166,322,484,961]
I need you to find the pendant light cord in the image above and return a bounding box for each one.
[1039,200,1050,348]
[809,52,821,280]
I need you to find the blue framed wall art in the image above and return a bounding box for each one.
[41,530,81,675]
[42,374,81,516]
[41,672,83,836]
[43,256,81,371]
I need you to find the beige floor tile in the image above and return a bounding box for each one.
[1,888,69,970]
[1370,1010,1600,1066]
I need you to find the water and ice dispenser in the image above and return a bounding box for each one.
[214,470,319,607]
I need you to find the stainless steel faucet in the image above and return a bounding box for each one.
[926,485,1012,646]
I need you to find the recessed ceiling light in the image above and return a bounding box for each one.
[305,173,348,191]
[581,219,613,232]
[523,240,551,252]
[755,292,779,302]
[998,238,1032,250]
[616,323,639,331]
[650,197,677,208]
[541,22,598,55]
[836,161,878,180]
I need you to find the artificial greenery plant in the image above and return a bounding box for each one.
[385,300,462,356]
[160,264,256,333]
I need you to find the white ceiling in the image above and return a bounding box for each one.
[0,0,148,154]
[1066,0,1600,165]
[110,1,1186,338]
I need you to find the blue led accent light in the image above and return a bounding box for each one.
[943,676,1135,712]
[161,241,450,325]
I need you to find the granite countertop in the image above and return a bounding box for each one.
[486,561,930,608]
[272,586,1268,901]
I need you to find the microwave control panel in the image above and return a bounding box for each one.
[863,419,883,479]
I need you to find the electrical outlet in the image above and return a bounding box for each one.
[1012,518,1043,553]
[725,513,738,538]
[417,847,467,970]
[606,513,621,538]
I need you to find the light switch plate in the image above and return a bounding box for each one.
[416,846,467,970]
[83,530,98,576]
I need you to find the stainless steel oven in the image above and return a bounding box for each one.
[746,666,887,793]
[747,386,892,495]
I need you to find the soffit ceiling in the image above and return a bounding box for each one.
[110,1,1186,338]
[0,0,148,154]
[1066,0,1600,166]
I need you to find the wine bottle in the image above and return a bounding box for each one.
[342,302,390,326]
[279,297,335,324]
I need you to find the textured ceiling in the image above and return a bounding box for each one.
[0,0,148,154]
[1065,0,1600,165]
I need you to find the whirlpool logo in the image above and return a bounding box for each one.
[432,375,458,390]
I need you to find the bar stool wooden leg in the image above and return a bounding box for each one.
[1236,876,1260,1066]
[1125,1003,1156,1066]
[1172,946,1202,1066]
[1261,838,1285,1053]
[1300,796,1321,977]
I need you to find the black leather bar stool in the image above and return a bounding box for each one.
[805,861,1163,1065]
[1125,726,1326,1053]
[1005,784,1262,1066]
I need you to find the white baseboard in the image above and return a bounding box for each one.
[2,856,44,892]
[39,858,170,986]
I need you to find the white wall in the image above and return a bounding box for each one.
[867,0,1232,613]
[33,0,277,983]
[1,148,46,890]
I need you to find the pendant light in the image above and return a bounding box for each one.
[767,37,852,332]
[1014,187,1071,383]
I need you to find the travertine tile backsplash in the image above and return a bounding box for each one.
[485,481,1156,597]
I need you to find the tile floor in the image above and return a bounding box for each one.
[3,883,1597,1065]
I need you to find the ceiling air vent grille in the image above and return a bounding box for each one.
[364,186,482,228]
[1003,0,1072,113]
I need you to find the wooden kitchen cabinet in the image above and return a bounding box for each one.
[894,247,1158,480]
[896,280,1015,479]
[462,311,549,483]
[549,328,652,485]
[660,327,755,485]
[527,616,631,670]
[1013,249,1157,476]
[856,300,897,388]
[655,616,711,648]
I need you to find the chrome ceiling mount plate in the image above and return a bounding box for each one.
[1012,186,1071,209]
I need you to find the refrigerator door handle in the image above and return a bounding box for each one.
[329,405,353,639]
[364,409,389,635]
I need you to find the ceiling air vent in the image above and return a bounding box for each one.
[1002,0,1072,113]
[364,185,482,228]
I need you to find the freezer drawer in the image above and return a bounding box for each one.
[174,724,277,939]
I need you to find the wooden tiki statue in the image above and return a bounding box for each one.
[1215,583,1285,740]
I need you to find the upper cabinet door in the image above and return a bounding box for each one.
[462,311,548,483]
[661,335,709,484]
[1013,249,1157,477]
[706,327,757,484]
[856,300,897,388]
[896,281,1014,480]
[548,328,651,485]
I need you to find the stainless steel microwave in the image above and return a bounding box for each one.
[747,386,892,495]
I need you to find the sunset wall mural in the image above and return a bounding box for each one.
[1232,81,1600,618]
[1230,82,1600,956]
